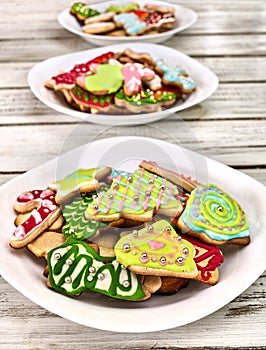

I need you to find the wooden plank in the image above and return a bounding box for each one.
[0,1,265,39]
[0,83,265,122]
[0,273,265,349]
[0,119,266,172]
[1,34,266,62]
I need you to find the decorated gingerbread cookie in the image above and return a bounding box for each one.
[123,48,155,66]
[86,168,183,222]
[182,234,224,285]
[115,89,177,113]
[107,3,139,13]
[10,189,61,249]
[70,3,100,22]
[139,160,200,193]
[121,63,155,96]
[132,10,176,31]
[144,3,176,14]
[49,167,111,204]
[114,219,197,278]
[15,212,64,232]
[177,184,250,245]
[155,59,196,93]
[44,52,115,91]
[62,193,107,240]
[47,239,151,301]
[70,85,115,111]
[114,13,147,35]
[76,64,124,95]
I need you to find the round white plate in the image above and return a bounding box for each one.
[0,136,265,333]
[27,43,218,126]
[58,0,197,46]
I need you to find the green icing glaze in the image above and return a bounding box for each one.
[71,3,100,18]
[86,168,181,218]
[181,184,250,241]
[63,194,106,240]
[50,168,102,201]
[85,65,123,94]
[114,219,197,275]
[115,90,176,106]
[47,240,146,301]
[72,86,114,108]
[107,3,139,13]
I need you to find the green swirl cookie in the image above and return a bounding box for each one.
[47,239,148,301]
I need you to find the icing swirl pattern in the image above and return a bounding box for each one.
[181,184,250,241]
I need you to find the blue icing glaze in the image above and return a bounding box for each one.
[114,13,147,35]
[182,185,250,241]
[156,59,186,75]
[182,210,250,240]
[110,169,131,178]
[155,59,195,92]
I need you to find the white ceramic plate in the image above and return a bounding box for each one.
[28,43,218,126]
[0,136,266,333]
[58,0,197,46]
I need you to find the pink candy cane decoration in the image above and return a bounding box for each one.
[10,189,60,248]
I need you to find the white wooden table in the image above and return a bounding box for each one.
[0,0,265,348]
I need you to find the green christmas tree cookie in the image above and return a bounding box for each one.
[62,194,106,240]
[86,168,183,222]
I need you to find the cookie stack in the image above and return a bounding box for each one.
[45,48,195,115]
[70,2,177,36]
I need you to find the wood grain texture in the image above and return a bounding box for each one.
[1,0,265,39]
[0,0,265,348]
[1,34,266,62]
[1,83,266,121]
[0,273,265,349]
[0,119,265,171]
